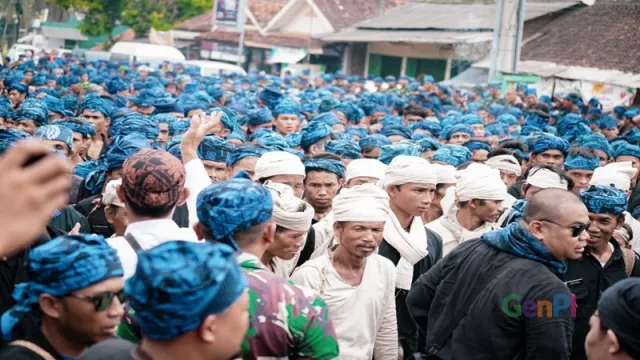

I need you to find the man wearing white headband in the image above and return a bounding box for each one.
[486,152,523,227]
[590,161,640,250]
[344,158,387,188]
[377,155,442,358]
[262,181,315,277]
[500,165,574,227]
[254,151,306,198]
[291,186,398,360]
[427,163,506,256]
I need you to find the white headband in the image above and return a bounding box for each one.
[333,184,390,222]
[590,161,637,191]
[383,155,437,187]
[345,159,387,182]
[264,181,314,232]
[485,154,522,177]
[526,168,569,190]
[254,151,306,180]
[455,163,507,202]
[431,163,457,184]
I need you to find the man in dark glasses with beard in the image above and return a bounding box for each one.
[0,234,124,359]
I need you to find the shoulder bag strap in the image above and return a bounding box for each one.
[125,233,143,253]
[621,248,635,277]
[9,340,56,360]
[427,258,518,358]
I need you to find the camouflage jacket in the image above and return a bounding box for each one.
[238,252,340,360]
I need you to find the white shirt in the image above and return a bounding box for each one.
[107,158,211,279]
[290,253,398,360]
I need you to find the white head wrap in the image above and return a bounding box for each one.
[431,163,457,184]
[382,155,437,187]
[345,159,387,182]
[254,151,306,180]
[103,179,125,207]
[525,167,569,190]
[264,181,314,232]
[455,163,507,202]
[590,161,637,191]
[485,154,522,177]
[333,184,390,222]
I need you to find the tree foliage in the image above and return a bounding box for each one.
[50,0,213,39]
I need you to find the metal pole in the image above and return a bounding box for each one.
[237,29,245,68]
[488,0,505,81]
[211,0,217,31]
[236,0,247,68]
[512,0,526,73]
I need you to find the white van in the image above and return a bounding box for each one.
[108,41,186,67]
[186,60,247,76]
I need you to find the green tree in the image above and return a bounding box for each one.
[48,0,127,46]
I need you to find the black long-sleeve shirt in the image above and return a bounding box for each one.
[407,240,574,360]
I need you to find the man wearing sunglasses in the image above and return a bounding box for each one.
[408,188,588,359]
[0,234,124,360]
[562,185,640,360]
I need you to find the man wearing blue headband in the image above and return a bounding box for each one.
[303,154,345,223]
[79,96,110,160]
[52,117,95,165]
[199,135,233,183]
[0,235,124,359]
[564,147,601,194]
[563,185,640,360]
[273,98,300,137]
[530,134,570,168]
[301,120,332,156]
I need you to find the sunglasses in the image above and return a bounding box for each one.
[68,289,127,312]
[540,219,591,237]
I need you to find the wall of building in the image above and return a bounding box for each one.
[279,3,332,36]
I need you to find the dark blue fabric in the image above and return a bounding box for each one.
[580,185,627,215]
[304,158,346,178]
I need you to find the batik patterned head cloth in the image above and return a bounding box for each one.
[273,97,301,117]
[359,134,391,149]
[231,144,269,165]
[442,124,474,141]
[576,133,613,159]
[530,134,570,155]
[615,143,640,160]
[580,185,627,216]
[312,112,341,127]
[111,113,160,141]
[121,149,185,209]
[346,126,368,140]
[411,121,442,137]
[169,119,191,137]
[196,172,273,250]
[564,152,600,171]
[334,102,364,123]
[79,94,111,117]
[325,140,361,159]
[15,98,48,125]
[125,241,247,340]
[377,141,421,165]
[1,234,122,340]
[255,132,289,151]
[431,144,472,167]
[258,86,283,110]
[301,121,332,149]
[34,124,73,150]
[303,158,345,179]
[0,129,31,155]
[52,118,96,138]
[247,106,273,126]
[464,140,492,153]
[379,125,412,140]
[198,136,233,164]
[285,132,302,148]
[105,133,153,172]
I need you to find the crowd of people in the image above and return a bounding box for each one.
[0,51,639,360]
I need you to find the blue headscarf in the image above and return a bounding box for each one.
[105,133,152,172]
[325,140,361,159]
[334,102,364,124]
[196,172,273,250]
[318,98,340,113]
[0,129,31,155]
[105,77,129,94]
[379,125,411,140]
[530,134,570,155]
[301,121,332,149]
[15,99,48,125]
[1,235,122,340]
[255,131,289,151]
[580,185,627,216]
[151,113,177,126]
[312,112,341,127]
[231,144,268,165]
[166,135,184,160]
[381,116,403,127]
[247,106,273,126]
[359,134,392,149]
[486,123,509,137]
[461,114,483,126]
[346,126,368,140]
[79,94,111,117]
[125,240,247,340]
[111,113,159,141]
[431,144,472,167]
[414,136,441,152]
[169,119,191,136]
[198,136,233,164]
[577,133,613,159]
[411,120,442,137]
[258,86,283,110]
[273,97,301,117]
[34,125,73,150]
[41,95,71,117]
[497,113,518,126]
[564,153,600,171]
[464,140,492,153]
[378,142,421,165]
[599,115,618,130]
[615,143,640,160]
[442,124,474,141]
[51,118,95,138]
[285,132,302,148]
[303,158,346,178]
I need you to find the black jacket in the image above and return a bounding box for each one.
[561,241,640,360]
[407,239,574,360]
[378,228,443,358]
[508,180,525,200]
[0,315,61,360]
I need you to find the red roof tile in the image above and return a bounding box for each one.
[312,0,408,31]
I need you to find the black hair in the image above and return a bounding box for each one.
[488,148,523,165]
[500,140,528,153]
[123,191,177,218]
[302,136,330,154]
[566,146,598,159]
[401,104,427,118]
[199,222,267,247]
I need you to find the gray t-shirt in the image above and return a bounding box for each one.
[78,338,136,360]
